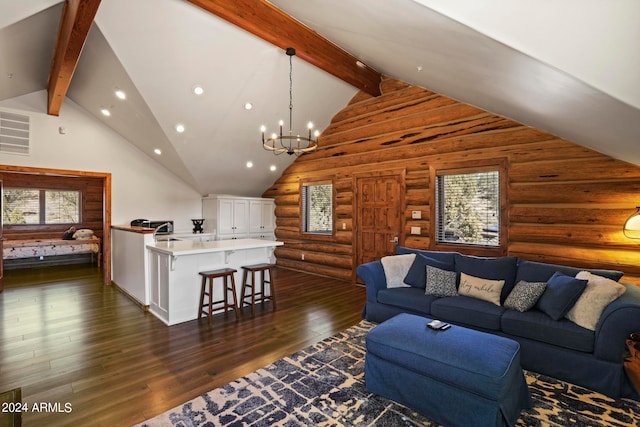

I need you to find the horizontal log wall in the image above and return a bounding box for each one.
[264,78,640,284]
[1,172,104,241]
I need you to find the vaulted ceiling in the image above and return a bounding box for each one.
[1,0,638,197]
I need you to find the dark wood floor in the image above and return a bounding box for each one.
[0,264,366,426]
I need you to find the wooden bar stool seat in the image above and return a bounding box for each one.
[240,263,276,315]
[198,267,239,325]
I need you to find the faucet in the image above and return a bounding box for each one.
[153,222,171,242]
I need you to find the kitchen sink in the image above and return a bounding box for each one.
[156,237,181,242]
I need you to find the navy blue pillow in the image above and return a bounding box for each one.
[516,259,623,283]
[536,271,588,320]
[454,254,519,303]
[403,254,454,288]
[396,247,457,265]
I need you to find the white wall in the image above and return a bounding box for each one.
[0,91,202,232]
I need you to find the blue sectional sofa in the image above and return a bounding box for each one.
[356,246,640,399]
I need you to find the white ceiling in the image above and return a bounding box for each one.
[1,0,638,197]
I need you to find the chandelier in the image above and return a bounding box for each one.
[260,47,319,156]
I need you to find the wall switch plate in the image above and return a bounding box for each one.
[411,210,422,219]
[411,226,421,235]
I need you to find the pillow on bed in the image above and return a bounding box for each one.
[73,229,94,240]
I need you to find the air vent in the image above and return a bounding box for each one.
[0,111,30,155]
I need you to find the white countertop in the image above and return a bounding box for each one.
[146,238,283,256]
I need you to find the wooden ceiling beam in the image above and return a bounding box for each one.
[47,0,101,116]
[186,0,382,97]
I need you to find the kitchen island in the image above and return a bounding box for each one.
[111,225,216,309]
[146,238,283,326]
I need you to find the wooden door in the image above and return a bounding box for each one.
[355,171,405,272]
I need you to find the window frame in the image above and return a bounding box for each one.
[300,178,335,240]
[429,158,508,256]
[2,187,83,226]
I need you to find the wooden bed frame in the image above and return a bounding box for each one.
[3,238,101,265]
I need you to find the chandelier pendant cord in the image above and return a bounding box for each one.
[288,52,294,145]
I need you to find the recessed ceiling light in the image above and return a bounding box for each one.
[246,161,253,168]
[100,108,111,117]
[244,102,253,110]
[270,165,277,172]
[193,85,204,95]
[154,148,162,155]
[175,124,185,133]
[115,90,126,100]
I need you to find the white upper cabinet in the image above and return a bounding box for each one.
[249,199,275,234]
[203,195,274,240]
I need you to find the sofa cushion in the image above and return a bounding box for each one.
[565,271,627,331]
[501,309,594,353]
[404,254,455,288]
[431,295,505,330]
[396,246,457,265]
[536,272,588,320]
[515,259,624,283]
[457,272,505,306]
[377,287,437,315]
[381,254,415,288]
[504,280,547,312]
[425,265,458,297]
[454,254,518,303]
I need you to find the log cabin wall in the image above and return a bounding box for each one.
[264,77,640,284]
[1,172,104,241]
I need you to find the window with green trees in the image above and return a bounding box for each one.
[301,181,333,235]
[2,188,80,225]
[435,170,500,247]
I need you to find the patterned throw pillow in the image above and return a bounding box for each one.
[457,272,505,306]
[424,265,457,297]
[504,280,547,312]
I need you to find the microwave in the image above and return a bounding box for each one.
[130,219,174,234]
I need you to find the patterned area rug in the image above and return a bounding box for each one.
[137,321,640,426]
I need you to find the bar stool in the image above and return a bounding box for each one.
[240,263,276,315]
[198,267,239,325]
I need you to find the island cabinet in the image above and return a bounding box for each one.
[146,238,283,326]
[111,225,155,308]
[203,195,275,240]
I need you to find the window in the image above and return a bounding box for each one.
[301,181,333,235]
[2,188,80,225]
[435,169,500,247]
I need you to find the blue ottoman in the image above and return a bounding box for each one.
[365,313,532,427]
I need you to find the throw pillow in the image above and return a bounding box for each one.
[381,254,416,288]
[504,280,547,312]
[565,271,627,330]
[457,272,505,306]
[454,254,518,303]
[516,259,624,283]
[404,254,455,288]
[424,265,458,297]
[536,272,588,320]
[73,228,94,240]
